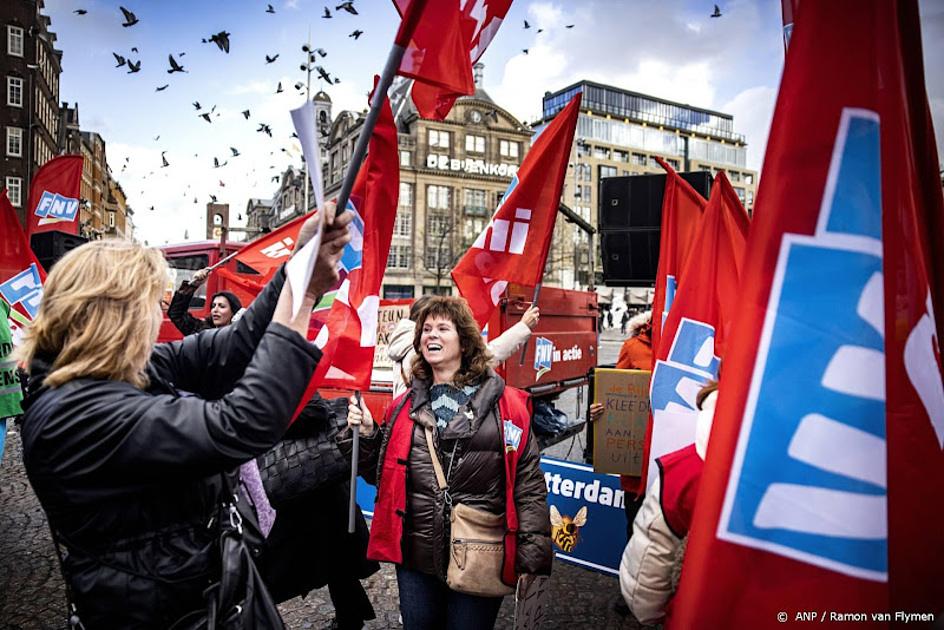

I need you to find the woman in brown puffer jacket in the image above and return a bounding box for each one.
[340,296,552,630]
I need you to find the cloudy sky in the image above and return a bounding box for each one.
[43,0,943,246]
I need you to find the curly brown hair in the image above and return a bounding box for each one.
[411,296,493,388]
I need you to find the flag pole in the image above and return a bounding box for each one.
[348,390,363,534]
[518,282,543,366]
[207,0,428,274]
[335,0,428,217]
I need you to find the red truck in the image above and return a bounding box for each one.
[159,242,599,448]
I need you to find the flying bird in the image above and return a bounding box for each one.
[336,2,358,15]
[213,157,222,168]
[219,180,226,187]
[200,112,212,123]
[119,6,139,27]
[522,48,529,55]
[275,81,283,93]
[322,6,332,18]
[523,19,530,29]
[155,84,169,91]
[230,147,240,157]
[315,66,332,83]
[711,4,722,17]
[349,29,363,40]
[113,52,126,67]
[257,123,273,137]
[210,195,218,203]
[161,152,169,167]
[131,47,139,53]
[167,54,186,73]
[565,24,575,28]
[241,109,250,119]
[333,77,340,84]
[265,54,279,63]
[74,9,87,15]
[536,28,544,34]
[266,4,275,13]
[127,59,141,73]
[204,31,231,53]
[193,101,201,110]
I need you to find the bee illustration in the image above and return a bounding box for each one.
[549,505,588,553]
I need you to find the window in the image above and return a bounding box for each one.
[734,186,746,202]
[400,150,412,166]
[108,212,116,228]
[499,140,519,159]
[7,76,23,107]
[167,254,210,307]
[7,25,24,57]
[5,176,22,207]
[648,156,661,169]
[599,165,617,179]
[426,185,451,210]
[428,129,450,149]
[667,158,681,170]
[427,211,451,237]
[575,184,592,201]
[6,126,22,157]
[465,134,485,153]
[613,149,629,163]
[464,217,486,241]
[384,284,415,299]
[631,152,646,166]
[744,174,754,185]
[729,171,741,183]
[387,244,412,269]
[575,163,592,181]
[393,210,412,238]
[423,286,451,296]
[399,182,414,208]
[747,191,754,206]
[592,146,610,160]
[463,188,487,215]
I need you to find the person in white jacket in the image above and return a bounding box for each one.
[619,387,717,625]
[386,298,540,398]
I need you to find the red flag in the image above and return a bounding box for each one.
[669,2,944,627]
[393,0,476,120]
[295,91,399,405]
[452,93,581,326]
[26,155,83,236]
[1,189,46,336]
[234,212,308,279]
[650,158,708,356]
[404,0,513,120]
[643,172,749,489]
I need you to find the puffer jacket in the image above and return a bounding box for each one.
[20,267,322,629]
[386,319,534,399]
[341,370,553,580]
[619,392,716,625]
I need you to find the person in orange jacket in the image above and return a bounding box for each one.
[615,310,653,370]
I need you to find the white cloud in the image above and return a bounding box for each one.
[721,85,778,173]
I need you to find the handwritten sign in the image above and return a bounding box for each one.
[592,369,651,476]
[373,300,411,372]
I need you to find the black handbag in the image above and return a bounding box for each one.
[256,396,350,509]
[170,476,285,630]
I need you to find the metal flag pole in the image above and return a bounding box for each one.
[348,390,362,534]
[303,26,312,215]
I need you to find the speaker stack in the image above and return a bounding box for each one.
[598,172,711,286]
[30,231,88,272]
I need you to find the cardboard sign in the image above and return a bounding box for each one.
[592,369,651,476]
[373,300,411,373]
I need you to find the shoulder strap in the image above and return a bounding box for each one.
[424,427,448,491]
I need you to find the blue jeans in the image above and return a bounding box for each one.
[396,566,503,630]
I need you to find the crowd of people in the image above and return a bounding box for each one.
[7,199,708,628]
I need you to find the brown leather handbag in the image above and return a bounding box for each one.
[425,428,515,597]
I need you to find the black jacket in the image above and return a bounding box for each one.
[20,268,321,629]
[167,280,214,336]
[340,371,553,580]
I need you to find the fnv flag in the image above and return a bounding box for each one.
[26,155,83,236]
[1,188,46,335]
[452,93,580,327]
[644,172,749,489]
[393,0,475,120]
[669,2,944,627]
[650,157,707,356]
[235,212,308,280]
[301,90,399,401]
[397,0,512,120]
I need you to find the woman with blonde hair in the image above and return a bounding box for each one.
[341,296,552,630]
[18,207,351,629]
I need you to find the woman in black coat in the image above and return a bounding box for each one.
[17,208,351,629]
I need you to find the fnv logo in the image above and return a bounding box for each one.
[0,264,43,320]
[534,336,553,380]
[260,237,294,259]
[719,109,888,581]
[34,191,79,224]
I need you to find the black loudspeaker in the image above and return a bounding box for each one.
[599,172,712,286]
[30,231,88,272]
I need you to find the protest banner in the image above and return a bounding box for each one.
[592,369,650,476]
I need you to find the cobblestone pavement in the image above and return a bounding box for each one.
[1,328,652,629]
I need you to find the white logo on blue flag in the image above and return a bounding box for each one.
[503,419,523,452]
[338,200,364,275]
[34,191,79,222]
[0,264,43,319]
[718,109,887,581]
[534,336,553,380]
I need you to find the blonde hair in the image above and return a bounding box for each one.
[18,239,169,389]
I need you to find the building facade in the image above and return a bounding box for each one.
[324,66,532,298]
[1,0,62,227]
[539,80,758,288]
